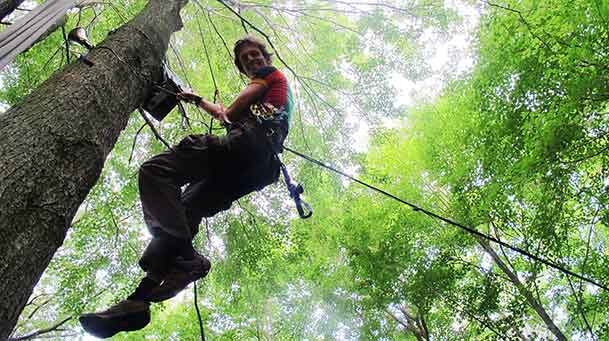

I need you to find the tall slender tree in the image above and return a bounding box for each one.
[0,0,188,338]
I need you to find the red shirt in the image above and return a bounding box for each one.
[250,66,289,110]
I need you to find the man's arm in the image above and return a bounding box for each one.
[177,82,267,122]
[223,82,267,121]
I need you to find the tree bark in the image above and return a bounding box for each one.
[0,0,188,339]
[0,0,24,21]
[478,238,567,340]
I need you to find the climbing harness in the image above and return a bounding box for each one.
[164,91,312,219]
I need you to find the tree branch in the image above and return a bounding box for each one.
[9,317,72,341]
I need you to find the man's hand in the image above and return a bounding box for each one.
[207,103,231,124]
[176,92,202,105]
[178,92,231,124]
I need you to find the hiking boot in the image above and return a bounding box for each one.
[143,254,211,302]
[79,300,150,338]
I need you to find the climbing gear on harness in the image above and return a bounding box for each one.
[140,253,212,302]
[79,299,150,339]
[250,102,278,120]
[280,163,313,218]
[251,104,288,132]
[253,105,312,219]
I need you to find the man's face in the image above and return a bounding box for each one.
[238,43,269,77]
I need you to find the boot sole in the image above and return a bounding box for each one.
[79,309,150,338]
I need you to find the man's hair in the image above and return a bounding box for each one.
[233,35,272,75]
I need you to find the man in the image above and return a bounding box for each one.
[80,35,293,338]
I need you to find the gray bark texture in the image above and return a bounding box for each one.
[0,0,188,339]
[0,0,24,20]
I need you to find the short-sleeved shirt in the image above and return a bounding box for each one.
[250,66,293,125]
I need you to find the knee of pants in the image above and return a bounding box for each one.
[138,159,167,187]
[139,159,157,178]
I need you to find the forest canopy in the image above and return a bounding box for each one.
[1,0,608,339]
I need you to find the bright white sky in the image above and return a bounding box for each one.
[350,0,480,153]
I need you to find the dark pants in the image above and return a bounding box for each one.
[136,116,287,276]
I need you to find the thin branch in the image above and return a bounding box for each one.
[9,317,72,341]
[61,25,71,64]
[137,108,173,151]
[24,293,49,307]
[565,275,596,339]
[385,308,411,331]
[206,8,246,83]
[128,123,147,165]
[26,297,52,320]
[441,292,507,338]
[491,221,519,276]
[108,206,121,248]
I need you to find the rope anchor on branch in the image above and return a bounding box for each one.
[67,26,94,66]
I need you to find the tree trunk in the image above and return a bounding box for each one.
[0,0,188,339]
[0,0,24,20]
[478,238,567,340]
[386,306,429,341]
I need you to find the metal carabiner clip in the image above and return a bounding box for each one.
[294,195,313,219]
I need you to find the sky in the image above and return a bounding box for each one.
[351,0,480,153]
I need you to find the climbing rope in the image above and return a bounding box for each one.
[282,146,609,292]
[193,281,206,341]
[194,11,220,134]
